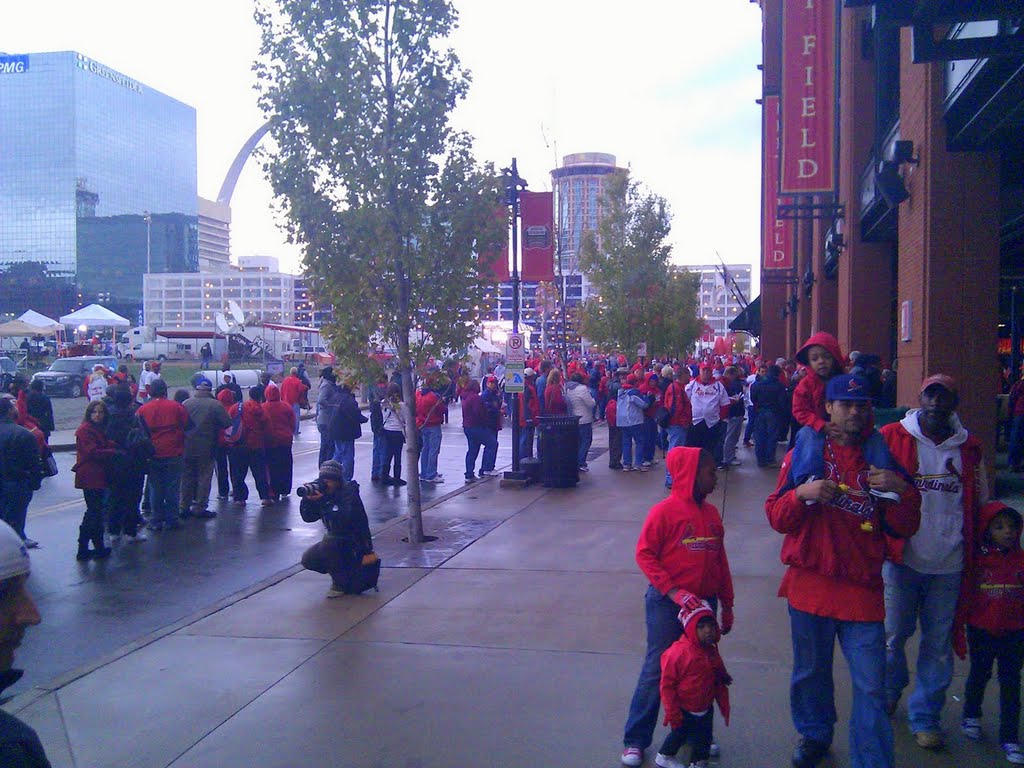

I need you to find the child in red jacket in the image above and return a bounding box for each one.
[958,502,1024,764]
[621,448,733,767]
[658,599,731,768]
[791,332,845,438]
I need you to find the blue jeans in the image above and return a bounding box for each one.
[743,405,755,443]
[419,425,442,479]
[0,478,34,541]
[371,432,386,479]
[520,425,535,459]
[621,424,643,467]
[624,586,717,749]
[464,426,497,476]
[664,425,688,485]
[577,422,593,467]
[332,440,355,481]
[753,410,778,466]
[292,403,301,434]
[148,456,183,526]
[789,605,893,768]
[641,418,657,463]
[883,561,961,732]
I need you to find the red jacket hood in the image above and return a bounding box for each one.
[266,386,281,402]
[666,447,702,503]
[795,331,845,369]
[979,501,1023,552]
[681,600,720,645]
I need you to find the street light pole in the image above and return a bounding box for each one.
[504,159,528,480]
[144,211,152,273]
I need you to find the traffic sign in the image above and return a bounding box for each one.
[506,333,525,363]
[505,360,525,393]
[636,342,648,358]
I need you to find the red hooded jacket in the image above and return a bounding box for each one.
[230,399,267,450]
[635,447,734,608]
[519,381,540,428]
[640,373,662,419]
[73,420,120,489]
[791,332,845,431]
[262,386,296,448]
[963,502,1024,636]
[660,603,731,728]
[766,441,921,622]
[279,374,308,407]
[605,397,617,428]
[136,397,189,459]
[663,380,693,428]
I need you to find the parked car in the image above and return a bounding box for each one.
[0,357,17,392]
[31,356,117,398]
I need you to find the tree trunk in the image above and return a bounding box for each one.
[397,333,424,543]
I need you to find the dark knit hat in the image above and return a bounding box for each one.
[318,460,346,483]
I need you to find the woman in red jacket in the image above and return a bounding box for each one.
[262,385,296,502]
[229,386,271,506]
[73,400,119,560]
[543,369,568,415]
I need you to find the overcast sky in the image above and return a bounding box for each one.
[6,0,763,296]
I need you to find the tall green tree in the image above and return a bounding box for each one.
[254,0,504,542]
[578,172,701,357]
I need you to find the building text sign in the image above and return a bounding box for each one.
[780,0,837,194]
[0,55,29,74]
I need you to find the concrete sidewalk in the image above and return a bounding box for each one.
[5,439,1017,768]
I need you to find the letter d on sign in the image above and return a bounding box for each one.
[798,158,819,179]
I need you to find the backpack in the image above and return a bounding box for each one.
[655,383,679,429]
[126,414,155,466]
[223,406,245,446]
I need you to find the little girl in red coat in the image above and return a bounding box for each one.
[958,502,1024,764]
[658,598,731,768]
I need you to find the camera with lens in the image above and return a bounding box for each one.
[296,480,326,498]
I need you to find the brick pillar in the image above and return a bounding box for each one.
[811,213,838,335]
[896,28,1001,460]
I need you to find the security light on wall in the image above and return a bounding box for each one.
[875,160,910,207]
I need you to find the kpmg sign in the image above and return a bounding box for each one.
[75,54,143,94]
[0,55,29,74]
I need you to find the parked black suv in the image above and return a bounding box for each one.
[31,356,117,398]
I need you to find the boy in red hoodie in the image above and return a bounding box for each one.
[621,448,733,767]
[657,599,731,768]
[958,502,1024,764]
[791,332,846,438]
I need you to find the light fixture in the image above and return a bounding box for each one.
[823,223,845,279]
[875,160,910,207]
[892,140,920,166]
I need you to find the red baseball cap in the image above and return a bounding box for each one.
[919,374,956,395]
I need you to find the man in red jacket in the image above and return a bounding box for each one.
[621,447,733,767]
[880,374,985,749]
[137,379,190,531]
[280,367,308,436]
[766,374,921,768]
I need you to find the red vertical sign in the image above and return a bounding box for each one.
[780,0,836,194]
[519,191,555,282]
[763,96,794,271]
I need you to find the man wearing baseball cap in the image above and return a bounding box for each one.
[0,519,50,765]
[880,374,986,750]
[767,374,921,768]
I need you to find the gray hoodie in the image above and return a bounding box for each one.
[316,378,342,430]
[565,380,596,424]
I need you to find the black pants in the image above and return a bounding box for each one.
[383,430,404,480]
[214,445,231,498]
[81,488,106,537]
[230,446,270,501]
[964,625,1024,743]
[317,426,334,467]
[266,445,294,497]
[686,420,726,464]
[106,472,144,535]
[658,709,713,762]
[608,424,622,468]
[301,534,360,590]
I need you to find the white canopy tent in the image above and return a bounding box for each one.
[0,320,53,337]
[17,310,62,332]
[59,305,130,328]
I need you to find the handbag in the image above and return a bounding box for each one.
[42,452,59,478]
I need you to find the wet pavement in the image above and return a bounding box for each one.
[16,409,512,694]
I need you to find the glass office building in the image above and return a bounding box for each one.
[0,51,198,322]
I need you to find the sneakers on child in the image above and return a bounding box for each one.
[708,741,720,757]
[914,730,944,749]
[961,717,982,740]
[654,753,686,768]
[620,746,643,766]
[1004,743,1024,764]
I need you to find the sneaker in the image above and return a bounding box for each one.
[127,531,147,542]
[961,717,982,740]
[480,470,501,477]
[638,465,649,472]
[194,509,217,519]
[392,478,407,486]
[326,587,346,599]
[913,730,944,749]
[709,741,720,757]
[728,458,742,466]
[654,753,686,768]
[22,539,39,549]
[217,495,229,501]
[621,747,643,767]
[792,737,829,768]
[743,441,753,447]
[465,474,477,483]
[716,463,728,471]
[642,461,653,467]
[578,465,589,472]
[621,465,633,472]
[1004,743,1024,764]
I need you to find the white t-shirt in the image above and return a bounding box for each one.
[87,375,107,401]
[685,379,731,427]
[138,370,160,402]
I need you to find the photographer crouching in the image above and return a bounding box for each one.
[299,460,381,598]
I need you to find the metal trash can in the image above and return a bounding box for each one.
[538,415,580,488]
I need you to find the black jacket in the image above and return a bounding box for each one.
[0,670,51,767]
[0,422,39,483]
[329,387,367,441]
[25,393,53,436]
[299,481,372,545]
[751,376,788,418]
